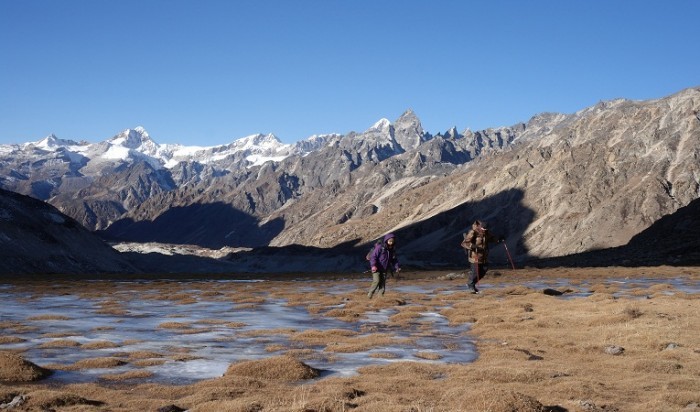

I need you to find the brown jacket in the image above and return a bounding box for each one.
[461,226,498,264]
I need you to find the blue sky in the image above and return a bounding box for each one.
[1,1,698,146]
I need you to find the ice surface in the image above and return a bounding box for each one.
[0,280,474,384]
[1,275,696,385]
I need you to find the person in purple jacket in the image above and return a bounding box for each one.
[367,233,401,299]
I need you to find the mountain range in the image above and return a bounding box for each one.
[1,86,699,275]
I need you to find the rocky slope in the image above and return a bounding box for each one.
[0,188,137,275]
[110,88,699,268]
[1,87,698,273]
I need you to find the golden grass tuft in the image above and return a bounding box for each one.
[414,351,443,360]
[369,352,401,359]
[323,308,361,321]
[0,321,22,329]
[157,321,191,329]
[72,357,128,370]
[81,340,121,350]
[41,332,78,338]
[0,352,52,382]
[15,390,104,410]
[265,344,286,352]
[388,310,423,324]
[225,355,320,381]
[99,370,153,381]
[126,351,164,360]
[131,359,167,367]
[290,328,357,345]
[26,314,71,321]
[0,336,25,344]
[324,333,411,353]
[38,339,81,348]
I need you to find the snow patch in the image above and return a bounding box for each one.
[246,154,287,166]
[369,118,391,132]
[102,145,131,160]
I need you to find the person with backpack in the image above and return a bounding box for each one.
[367,233,400,299]
[461,220,503,294]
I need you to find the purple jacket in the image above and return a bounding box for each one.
[369,233,399,273]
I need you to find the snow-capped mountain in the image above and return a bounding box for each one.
[2,111,435,180]
[15,127,320,172]
[3,109,495,232]
[31,134,86,150]
[3,87,698,274]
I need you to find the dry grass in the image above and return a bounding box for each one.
[100,370,154,381]
[0,266,698,411]
[0,336,25,344]
[45,357,127,371]
[26,314,71,321]
[0,352,52,382]
[80,340,121,350]
[37,339,81,348]
[225,355,320,381]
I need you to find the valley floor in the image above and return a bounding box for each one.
[1,266,699,411]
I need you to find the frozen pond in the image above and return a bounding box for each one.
[0,279,475,385]
[1,275,697,385]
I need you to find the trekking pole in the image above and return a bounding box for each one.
[502,242,515,270]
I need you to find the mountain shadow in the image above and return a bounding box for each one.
[0,188,137,276]
[352,188,536,270]
[98,202,285,249]
[532,197,700,267]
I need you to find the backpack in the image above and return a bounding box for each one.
[365,239,383,261]
[460,232,470,249]
[461,228,488,248]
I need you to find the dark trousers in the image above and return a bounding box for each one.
[368,271,386,298]
[469,262,489,286]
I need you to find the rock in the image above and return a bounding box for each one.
[157,405,187,412]
[603,345,625,356]
[0,395,26,409]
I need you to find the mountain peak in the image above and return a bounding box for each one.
[33,134,81,150]
[111,127,154,148]
[233,133,283,150]
[393,109,427,150]
[398,109,418,121]
[368,118,391,132]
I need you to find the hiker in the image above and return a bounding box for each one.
[461,220,503,294]
[367,233,400,299]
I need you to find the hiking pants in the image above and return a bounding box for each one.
[368,271,386,298]
[469,263,489,286]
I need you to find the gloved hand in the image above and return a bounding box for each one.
[371,266,378,272]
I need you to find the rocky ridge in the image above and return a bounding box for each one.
[0,188,136,275]
[0,87,698,273]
